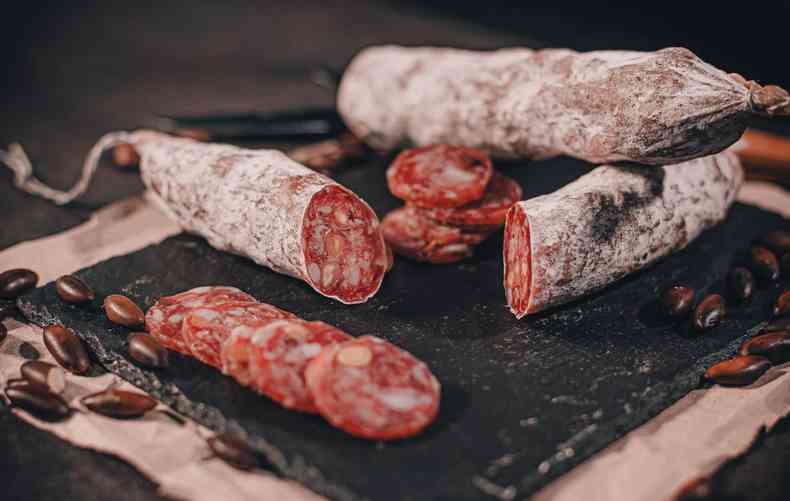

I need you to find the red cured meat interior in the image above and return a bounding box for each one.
[504,205,532,317]
[303,186,387,303]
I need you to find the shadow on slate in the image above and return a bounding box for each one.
[15,154,789,501]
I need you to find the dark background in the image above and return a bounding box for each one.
[2,1,789,500]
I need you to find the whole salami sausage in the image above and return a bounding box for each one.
[338,46,789,165]
[128,131,388,304]
[504,151,743,317]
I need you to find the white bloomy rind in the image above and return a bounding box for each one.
[504,150,744,317]
[338,45,753,165]
[129,131,386,304]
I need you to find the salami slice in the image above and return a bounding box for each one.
[504,151,744,317]
[221,321,271,387]
[305,335,441,440]
[386,145,493,208]
[339,45,789,165]
[381,206,482,264]
[419,172,523,229]
[130,131,389,304]
[145,286,255,354]
[246,319,351,412]
[182,301,296,368]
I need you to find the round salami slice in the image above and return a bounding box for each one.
[246,319,351,412]
[381,206,481,264]
[305,335,441,440]
[145,286,255,354]
[419,172,523,229]
[221,321,271,387]
[182,301,296,368]
[386,145,493,208]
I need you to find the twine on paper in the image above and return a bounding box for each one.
[0,131,133,205]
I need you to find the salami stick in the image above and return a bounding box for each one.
[338,46,789,165]
[132,131,388,304]
[504,151,743,317]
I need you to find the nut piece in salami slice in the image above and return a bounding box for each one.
[381,206,481,264]
[386,145,493,209]
[419,172,523,229]
[182,301,296,369]
[305,335,441,440]
[302,186,389,304]
[247,319,351,412]
[145,286,256,355]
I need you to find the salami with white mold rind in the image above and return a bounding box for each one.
[338,45,790,165]
[504,151,744,318]
[130,132,388,304]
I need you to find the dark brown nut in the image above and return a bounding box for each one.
[749,245,779,281]
[727,267,754,302]
[127,332,169,369]
[0,302,19,320]
[774,290,790,317]
[0,268,38,299]
[103,294,145,327]
[19,342,40,360]
[739,331,790,363]
[660,285,695,317]
[6,378,32,390]
[20,360,67,394]
[673,475,711,501]
[693,294,726,331]
[55,275,95,303]
[207,434,259,470]
[43,324,91,375]
[705,355,771,386]
[112,143,140,167]
[760,229,790,254]
[6,385,70,420]
[81,388,157,418]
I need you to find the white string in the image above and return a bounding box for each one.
[0,131,134,205]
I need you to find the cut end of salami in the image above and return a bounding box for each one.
[305,335,441,440]
[504,205,532,319]
[386,145,493,208]
[303,185,388,304]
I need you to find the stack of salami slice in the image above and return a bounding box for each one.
[146,286,441,440]
[381,145,523,263]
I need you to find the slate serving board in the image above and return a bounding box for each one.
[16,155,789,501]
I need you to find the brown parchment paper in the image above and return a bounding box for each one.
[1,186,788,501]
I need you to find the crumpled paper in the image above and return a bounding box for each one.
[1,186,788,501]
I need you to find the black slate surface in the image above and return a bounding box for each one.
[15,155,789,501]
